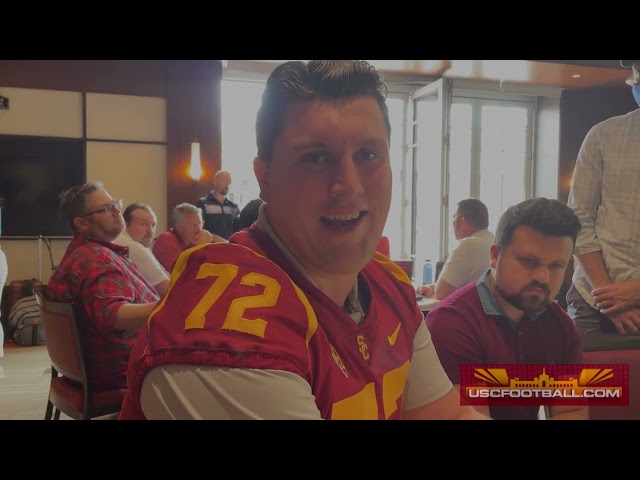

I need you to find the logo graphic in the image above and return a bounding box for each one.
[330,344,348,378]
[388,323,402,346]
[357,334,370,361]
[460,364,628,407]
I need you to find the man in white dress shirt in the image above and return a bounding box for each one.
[115,203,169,296]
[417,198,493,300]
[566,60,640,349]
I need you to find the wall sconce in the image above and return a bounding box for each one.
[189,141,202,180]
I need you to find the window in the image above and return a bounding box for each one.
[446,97,534,252]
[220,79,266,209]
[384,93,411,260]
[408,83,535,281]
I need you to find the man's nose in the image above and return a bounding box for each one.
[330,157,364,198]
[532,266,550,284]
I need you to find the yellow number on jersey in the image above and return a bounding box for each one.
[331,361,411,419]
[222,272,281,338]
[183,263,281,339]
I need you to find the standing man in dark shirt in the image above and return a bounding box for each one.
[196,170,240,239]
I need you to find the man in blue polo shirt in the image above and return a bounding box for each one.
[426,197,587,420]
[196,170,240,239]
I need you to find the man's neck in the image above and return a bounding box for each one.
[311,272,359,308]
[464,227,482,238]
[256,205,357,308]
[212,191,226,204]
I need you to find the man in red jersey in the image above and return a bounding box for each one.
[120,60,489,420]
[152,202,225,273]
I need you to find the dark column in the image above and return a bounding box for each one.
[165,60,222,223]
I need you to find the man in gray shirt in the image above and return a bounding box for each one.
[566,59,640,350]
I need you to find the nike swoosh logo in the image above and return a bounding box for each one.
[388,323,402,346]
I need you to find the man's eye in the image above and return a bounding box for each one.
[357,150,379,162]
[302,152,328,164]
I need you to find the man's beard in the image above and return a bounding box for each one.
[495,281,551,313]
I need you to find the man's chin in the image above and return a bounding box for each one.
[522,298,549,312]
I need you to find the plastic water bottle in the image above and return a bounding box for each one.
[422,259,433,284]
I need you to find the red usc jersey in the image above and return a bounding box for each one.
[120,227,424,419]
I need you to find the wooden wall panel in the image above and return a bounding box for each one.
[86,93,167,142]
[165,60,222,219]
[0,60,167,97]
[0,59,223,227]
[0,87,83,137]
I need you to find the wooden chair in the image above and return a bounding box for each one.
[36,292,126,420]
[393,260,414,280]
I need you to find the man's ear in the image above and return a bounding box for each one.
[490,243,500,268]
[73,216,86,232]
[253,156,270,202]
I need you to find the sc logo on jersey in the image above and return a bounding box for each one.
[357,334,370,361]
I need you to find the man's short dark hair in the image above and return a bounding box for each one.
[494,197,581,250]
[123,203,153,225]
[457,198,489,230]
[59,181,103,231]
[256,60,390,164]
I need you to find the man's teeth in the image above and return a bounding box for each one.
[324,212,360,221]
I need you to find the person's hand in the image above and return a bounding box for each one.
[194,230,214,245]
[592,279,640,315]
[607,308,640,335]
[416,284,435,298]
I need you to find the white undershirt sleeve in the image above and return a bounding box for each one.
[141,366,322,420]
[401,321,453,411]
[141,320,451,419]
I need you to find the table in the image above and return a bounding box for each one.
[418,296,439,312]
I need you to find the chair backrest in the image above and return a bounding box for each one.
[394,260,414,280]
[36,292,86,385]
[434,260,445,283]
[583,349,640,420]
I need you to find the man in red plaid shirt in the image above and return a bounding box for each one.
[47,181,159,390]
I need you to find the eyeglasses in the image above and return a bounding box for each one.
[79,199,123,217]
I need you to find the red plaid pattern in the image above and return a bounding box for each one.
[47,234,159,390]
